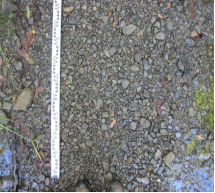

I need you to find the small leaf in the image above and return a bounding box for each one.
[32,29,36,34]
[157,14,163,19]
[82,4,87,10]
[34,86,45,98]
[196,34,203,39]
[167,2,172,9]
[190,12,196,20]
[27,6,31,19]
[0,56,2,69]
[109,119,116,129]
[197,135,205,140]
[157,101,162,116]
[112,19,118,28]
[38,6,46,15]
[90,56,94,68]
[63,6,73,12]
[22,52,34,64]
[108,12,111,19]
[190,4,195,9]
[13,94,18,103]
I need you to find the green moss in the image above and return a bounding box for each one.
[186,138,201,155]
[195,83,214,130]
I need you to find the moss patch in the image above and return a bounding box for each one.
[195,83,214,130]
[186,138,201,155]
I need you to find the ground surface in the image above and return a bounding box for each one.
[0,0,214,192]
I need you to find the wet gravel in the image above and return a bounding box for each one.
[0,0,214,192]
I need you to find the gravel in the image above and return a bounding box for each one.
[1,0,213,192]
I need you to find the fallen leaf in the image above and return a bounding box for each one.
[19,137,24,150]
[0,75,4,87]
[38,6,46,15]
[39,150,46,159]
[22,52,34,64]
[13,94,18,103]
[90,56,94,68]
[0,56,2,69]
[197,135,205,140]
[64,79,69,86]
[108,12,111,19]
[190,4,195,9]
[26,28,35,49]
[109,119,116,129]
[167,2,172,9]
[34,86,45,98]
[196,34,203,39]
[190,12,196,20]
[27,6,31,19]
[32,29,36,34]
[34,77,38,87]
[112,19,118,28]
[157,101,162,116]
[44,163,51,167]
[157,14,163,19]
[63,6,73,12]
[17,41,21,49]
[82,4,87,10]
[190,30,198,38]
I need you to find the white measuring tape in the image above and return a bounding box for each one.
[51,0,62,179]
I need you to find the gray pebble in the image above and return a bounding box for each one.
[3,101,13,110]
[81,123,88,134]
[31,182,38,189]
[134,53,141,63]
[121,79,129,89]
[176,5,183,12]
[155,149,161,160]
[185,38,195,46]
[163,152,175,167]
[192,77,199,86]
[191,128,199,135]
[131,122,137,130]
[123,24,137,35]
[155,32,165,40]
[102,112,109,118]
[143,59,151,70]
[160,129,168,135]
[101,15,109,22]
[137,177,149,185]
[109,47,116,56]
[121,141,129,153]
[0,110,8,124]
[86,139,94,147]
[15,61,23,71]
[166,18,174,31]
[130,65,139,72]
[110,166,115,173]
[101,123,108,131]
[140,118,151,128]
[143,89,151,98]
[104,49,110,57]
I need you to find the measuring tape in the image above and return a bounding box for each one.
[51,0,62,179]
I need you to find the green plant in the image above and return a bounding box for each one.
[0,12,15,36]
[0,44,14,93]
[0,117,42,161]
